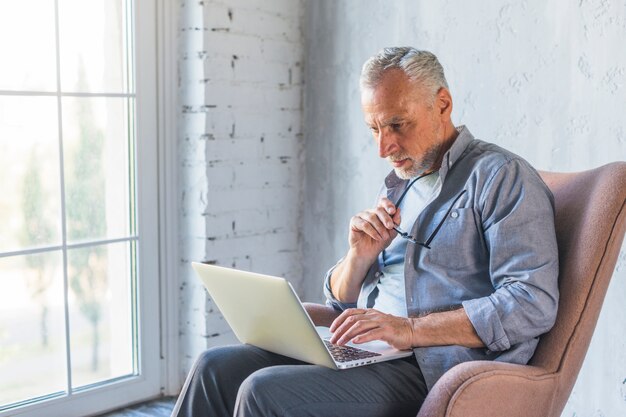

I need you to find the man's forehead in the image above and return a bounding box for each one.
[361,87,413,124]
[360,82,405,106]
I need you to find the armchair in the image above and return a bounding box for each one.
[305,162,626,417]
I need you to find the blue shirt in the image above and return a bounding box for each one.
[324,126,559,390]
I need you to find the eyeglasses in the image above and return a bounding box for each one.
[392,173,467,249]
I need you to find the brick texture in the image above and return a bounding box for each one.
[177,0,304,380]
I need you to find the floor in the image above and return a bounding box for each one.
[97,397,176,417]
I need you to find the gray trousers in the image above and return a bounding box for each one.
[171,344,428,417]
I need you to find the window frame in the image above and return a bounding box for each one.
[156,0,182,397]
[0,1,162,415]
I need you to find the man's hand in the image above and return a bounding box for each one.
[328,307,485,350]
[328,198,401,303]
[348,197,401,263]
[329,308,414,351]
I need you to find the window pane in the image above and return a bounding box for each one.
[0,96,62,253]
[0,252,66,407]
[59,0,128,93]
[0,0,57,92]
[62,97,132,243]
[68,241,134,388]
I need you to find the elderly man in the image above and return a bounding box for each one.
[172,47,559,417]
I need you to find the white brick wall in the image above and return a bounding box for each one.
[177,0,305,382]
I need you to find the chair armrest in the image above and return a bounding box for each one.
[303,302,341,327]
[417,361,556,417]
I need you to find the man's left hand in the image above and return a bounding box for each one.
[329,308,414,350]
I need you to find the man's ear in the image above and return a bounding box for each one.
[436,87,453,117]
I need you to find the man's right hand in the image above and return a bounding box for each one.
[329,198,401,303]
[348,197,401,263]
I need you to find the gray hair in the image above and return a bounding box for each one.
[360,47,449,99]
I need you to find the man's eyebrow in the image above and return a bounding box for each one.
[365,115,406,129]
[383,116,404,125]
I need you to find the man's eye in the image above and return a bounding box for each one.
[391,123,402,131]
[370,127,379,133]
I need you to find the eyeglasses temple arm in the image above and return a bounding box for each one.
[422,189,468,248]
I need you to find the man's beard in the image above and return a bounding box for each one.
[389,144,441,179]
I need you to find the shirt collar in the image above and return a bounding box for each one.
[384,125,475,189]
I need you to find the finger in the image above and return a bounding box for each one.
[360,211,392,239]
[329,310,372,344]
[351,328,384,344]
[329,312,362,343]
[373,206,396,229]
[351,216,384,241]
[331,309,382,344]
[378,197,397,215]
[335,319,379,345]
[329,308,364,333]
[392,207,401,226]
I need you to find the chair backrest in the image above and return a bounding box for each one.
[531,162,626,414]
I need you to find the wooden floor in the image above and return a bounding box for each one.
[97,397,176,417]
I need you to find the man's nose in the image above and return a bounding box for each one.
[377,130,398,158]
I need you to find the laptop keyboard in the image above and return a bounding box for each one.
[323,339,382,363]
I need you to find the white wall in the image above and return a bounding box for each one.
[302,1,626,416]
[177,0,305,383]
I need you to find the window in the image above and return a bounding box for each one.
[0,1,160,416]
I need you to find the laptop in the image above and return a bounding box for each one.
[191,262,413,370]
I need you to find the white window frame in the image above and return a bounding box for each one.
[156,0,182,398]
[1,1,163,416]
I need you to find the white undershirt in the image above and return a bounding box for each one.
[373,172,441,317]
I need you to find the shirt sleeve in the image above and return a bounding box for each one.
[322,259,358,311]
[462,158,560,352]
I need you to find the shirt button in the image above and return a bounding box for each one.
[450,210,459,219]
[374,272,381,278]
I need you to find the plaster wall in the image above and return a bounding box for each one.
[302,1,626,416]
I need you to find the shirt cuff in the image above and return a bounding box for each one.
[323,261,357,311]
[462,297,511,352]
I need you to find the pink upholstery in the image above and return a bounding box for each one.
[305,162,626,417]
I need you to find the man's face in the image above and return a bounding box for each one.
[361,69,447,179]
